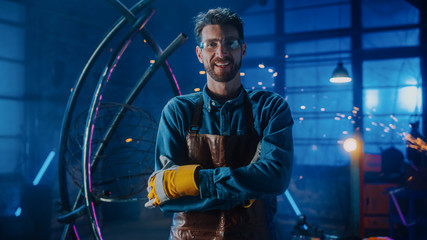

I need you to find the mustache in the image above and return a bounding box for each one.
[213,57,233,63]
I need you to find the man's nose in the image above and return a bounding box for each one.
[215,43,229,57]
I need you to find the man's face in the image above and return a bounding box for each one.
[196,24,246,83]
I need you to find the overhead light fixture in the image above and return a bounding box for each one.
[330,61,351,83]
[330,0,352,84]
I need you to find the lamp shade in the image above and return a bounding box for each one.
[330,61,351,83]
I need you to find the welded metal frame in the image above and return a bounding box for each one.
[57,0,185,239]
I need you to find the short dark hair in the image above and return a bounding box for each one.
[193,7,244,45]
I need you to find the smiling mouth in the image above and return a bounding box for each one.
[215,61,230,67]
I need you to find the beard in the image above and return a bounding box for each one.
[204,56,242,83]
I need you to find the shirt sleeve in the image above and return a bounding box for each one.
[154,97,244,212]
[198,93,294,201]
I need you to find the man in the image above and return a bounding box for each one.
[145,8,293,240]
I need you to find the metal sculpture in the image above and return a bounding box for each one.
[56,0,185,239]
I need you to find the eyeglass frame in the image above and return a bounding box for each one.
[198,38,243,52]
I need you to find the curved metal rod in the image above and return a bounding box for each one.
[58,0,153,212]
[60,188,84,240]
[82,13,155,240]
[59,0,185,239]
[141,28,182,96]
[107,0,182,96]
[89,33,187,187]
[58,3,151,240]
[57,205,87,224]
[58,1,155,239]
[83,33,186,240]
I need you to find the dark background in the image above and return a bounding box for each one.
[0,0,426,239]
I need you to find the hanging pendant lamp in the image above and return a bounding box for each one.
[329,61,351,83]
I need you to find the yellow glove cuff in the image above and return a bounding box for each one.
[163,170,178,199]
[175,165,200,196]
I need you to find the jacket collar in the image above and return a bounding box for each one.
[202,85,246,112]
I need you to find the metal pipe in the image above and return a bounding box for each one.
[58,1,152,238]
[58,0,152,213]
[82,14,154,240]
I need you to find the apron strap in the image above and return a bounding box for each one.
[188,90,256,135]
[243,91,256,136]
[189,96,204,134]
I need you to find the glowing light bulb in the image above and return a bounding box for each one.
[343,138,357,152]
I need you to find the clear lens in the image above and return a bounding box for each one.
[200,39,241,52]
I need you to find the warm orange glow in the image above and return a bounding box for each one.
[194,88,201,92]
[150,60,155,64]
[70,88,73,92]
[406,133,427,152]
[273,72,278,77]
[258,64,265,69]
[240,72,245,76]
[199,71,206,74]
[125,138,133,143]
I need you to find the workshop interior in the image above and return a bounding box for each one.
[0,0,426,239]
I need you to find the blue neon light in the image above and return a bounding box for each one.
[284,189,302,216]
[32,151,56,186]
[15,207,22,217]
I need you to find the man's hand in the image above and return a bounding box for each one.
[145,164,200,208]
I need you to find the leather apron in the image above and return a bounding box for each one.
[170,92,274,240]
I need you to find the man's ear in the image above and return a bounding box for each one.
[196,46,203,63]
[241,42,247,58]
